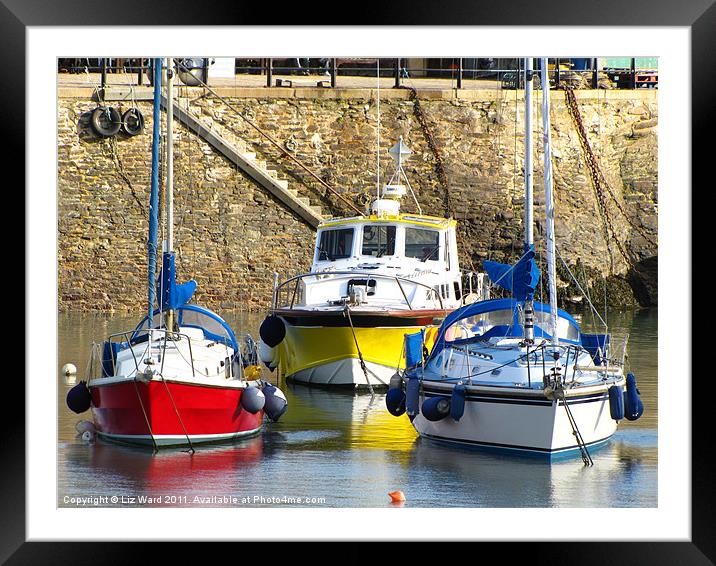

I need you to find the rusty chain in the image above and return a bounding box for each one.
[398,86,452,216]
[563,88,657,273]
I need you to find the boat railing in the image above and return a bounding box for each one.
[86,341,103,381]
[272,270,445,311]
[441,340,622,387]
[104,328,204,379]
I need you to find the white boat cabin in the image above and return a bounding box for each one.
[272,210,462,312]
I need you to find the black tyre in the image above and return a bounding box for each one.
[121,108,144,136]
[90,106,122,137]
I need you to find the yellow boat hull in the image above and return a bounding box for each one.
[275,319,440,389]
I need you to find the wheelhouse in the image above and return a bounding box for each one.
[313,216,456,269]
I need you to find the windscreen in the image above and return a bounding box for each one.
[317,228,354,261]
[405,227,440,261]
[361,225,396,257]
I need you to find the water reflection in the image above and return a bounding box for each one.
[60,436,264,507]
[406,428,657,507]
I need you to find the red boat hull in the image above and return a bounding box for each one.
[90,379,263,447]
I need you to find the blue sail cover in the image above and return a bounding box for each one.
[483,247,540,302]
[159,252,197,310]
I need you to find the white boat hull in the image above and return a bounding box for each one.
[411,383,619,457]
[288,358,396,389]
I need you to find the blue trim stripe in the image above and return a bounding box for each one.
[421,432,613,458]
[422,386,607,408]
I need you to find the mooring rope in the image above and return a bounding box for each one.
[173,65,362,216]
[160,375,195,454]
[343,305,375,396]
[132,378,159,453]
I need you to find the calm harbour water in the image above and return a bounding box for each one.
[57,308,657,508]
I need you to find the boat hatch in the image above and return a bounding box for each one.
[347,278,377,296]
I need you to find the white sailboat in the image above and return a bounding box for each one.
[386,58,644,461]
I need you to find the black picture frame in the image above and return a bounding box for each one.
[7,0,711,562]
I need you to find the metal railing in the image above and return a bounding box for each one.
[272,270,446,311]
[58,57,657,93]
[102,328,202,379]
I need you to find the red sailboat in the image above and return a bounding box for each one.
[66,58,287,450]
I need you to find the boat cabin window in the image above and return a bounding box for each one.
[405,227,440,262]
[444,309,515,342]
[533,311,580,342]
[361,225,396,258]
[317,228,354,261]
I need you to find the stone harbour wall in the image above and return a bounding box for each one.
[57,87,657,312]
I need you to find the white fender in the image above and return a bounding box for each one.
[259,340,277,364]
[75,420,96,434]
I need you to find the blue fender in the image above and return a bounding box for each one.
[422,396,451,422]
[608,384,625,421]
[624,372,644,421]
[450,384,467,421]
[386,388,407,417]
[406,376,421,417]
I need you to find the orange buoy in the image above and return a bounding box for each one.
[388,490,406,503]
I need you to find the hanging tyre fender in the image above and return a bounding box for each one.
[121,108,144,136]
[90,106,122,137]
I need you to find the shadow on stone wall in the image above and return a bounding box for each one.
[552,257,657,311]
[76,110,102,142]
[627,255,658,307]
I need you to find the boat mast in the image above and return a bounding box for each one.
[165,57,176,333]
[523,57,535,344]
[147,58,163,328]
[166,58,174,253]
[540,57,559,348]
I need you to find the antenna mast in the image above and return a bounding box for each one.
[523,57,535,344]
[541,57,559,349]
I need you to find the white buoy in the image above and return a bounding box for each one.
[62,363,77,385]
[81,430,95,443]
